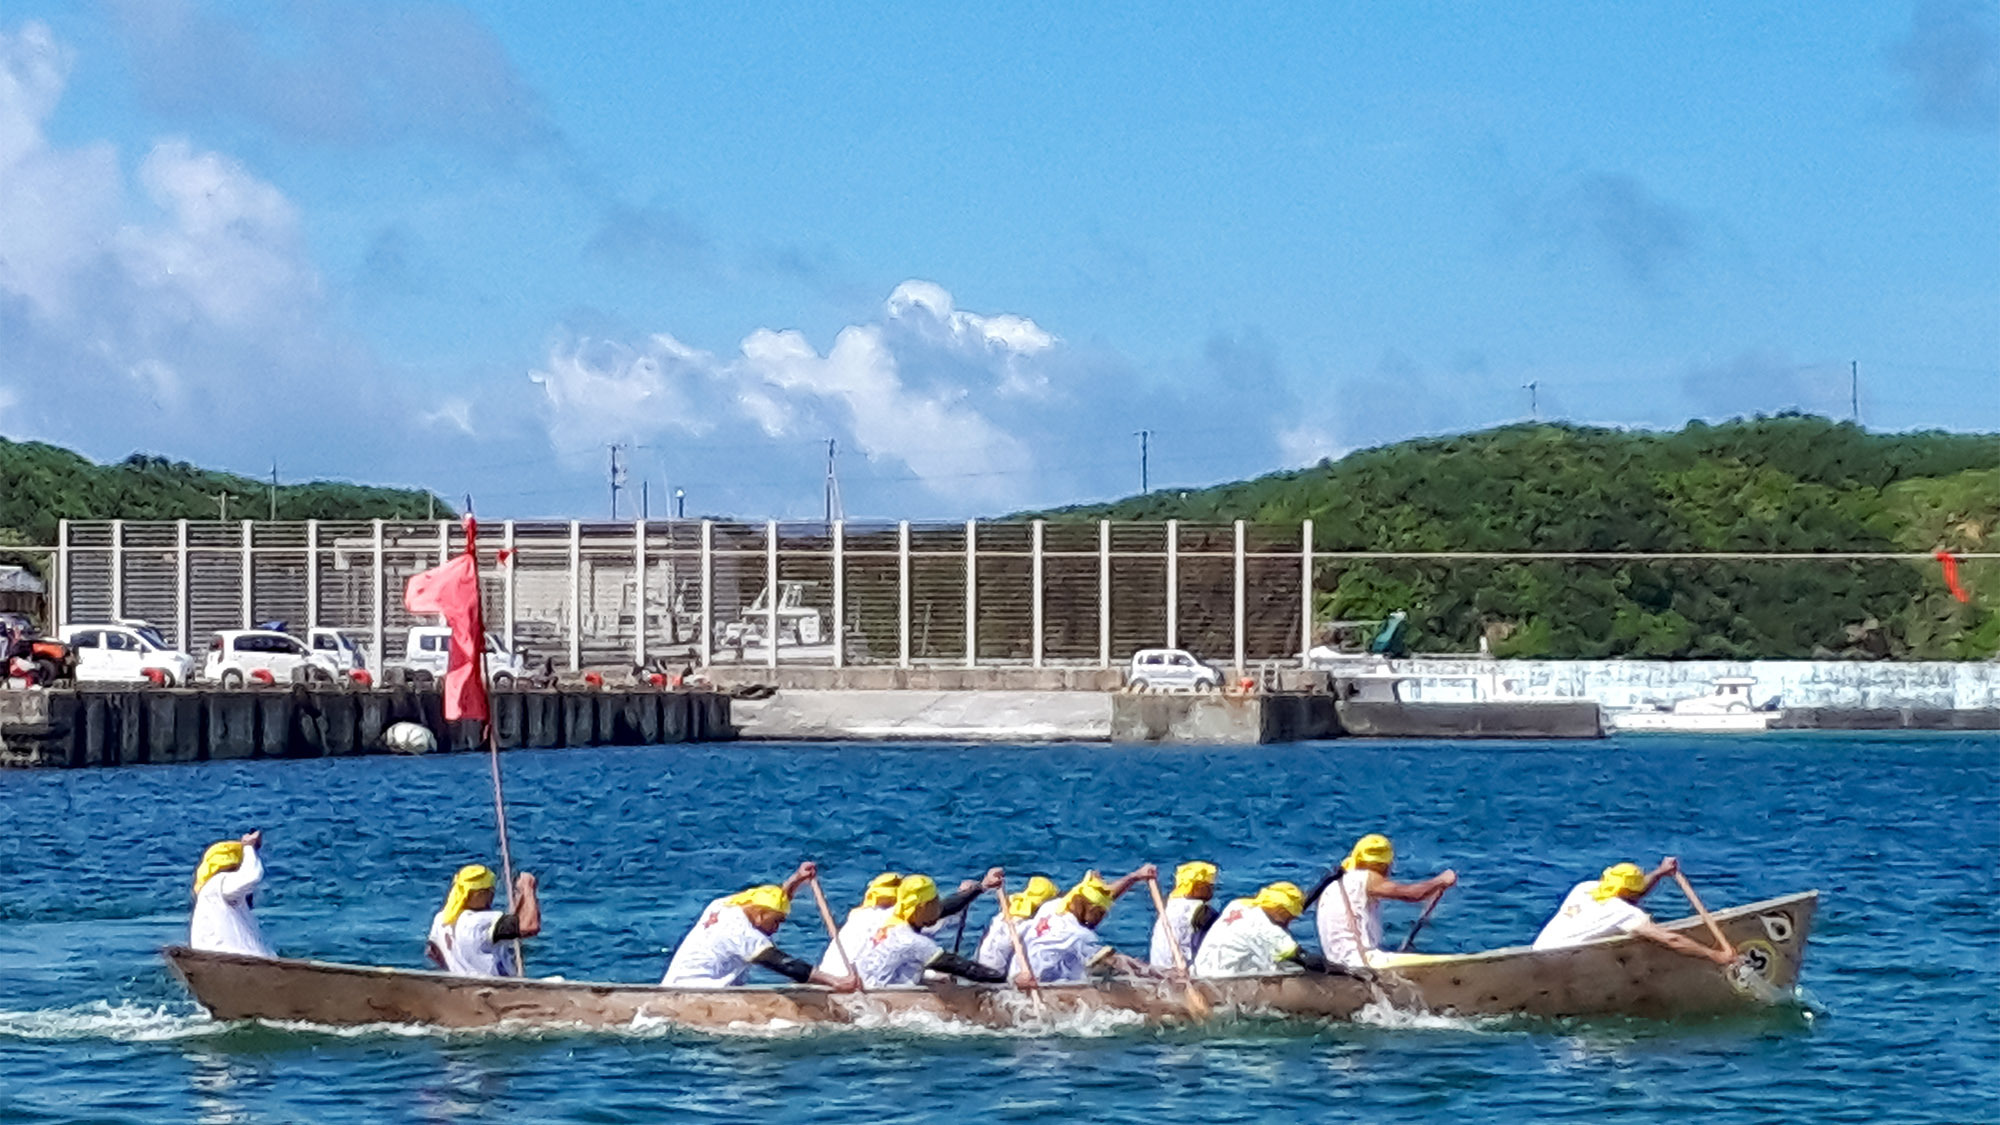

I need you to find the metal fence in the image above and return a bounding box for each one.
[47,519,1318,674]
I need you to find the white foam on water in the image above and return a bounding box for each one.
[0,1000,222,1043]
[1348,997,1510,1033]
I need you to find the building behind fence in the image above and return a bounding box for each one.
[45,520,1319,674]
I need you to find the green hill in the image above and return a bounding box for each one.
[1042,417,2000,660]
[0,439,449,550]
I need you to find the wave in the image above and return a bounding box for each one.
[0,1001,222,1043]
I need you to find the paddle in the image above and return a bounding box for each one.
[1672,870,1736,961]
[950,887,971,956]
[990,881,1044,1013]
[808,875,867,994]
[1397,886,1447,954]
[1144,876,1212,1021]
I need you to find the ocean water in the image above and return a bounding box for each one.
[1,734,1994,1123]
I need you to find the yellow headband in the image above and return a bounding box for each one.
[1172,861,1218,897]
[1253,881,1306,917]
[893,874,938,921]
[1342,834,1395,872]
[1067,875,1113,912]
[193,841,244,893]
[1594,862,1646,902]
[863,872,902,906]
[441,864,497,926]
[729,884,792,915]
[1009,875,1061,918]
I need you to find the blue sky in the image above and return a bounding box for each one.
[1,1,1994,519]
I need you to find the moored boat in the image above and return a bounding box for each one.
[164,890,1816,1031]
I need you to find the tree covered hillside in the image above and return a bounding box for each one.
[0,439,449,550]
[1045,417,2000,660]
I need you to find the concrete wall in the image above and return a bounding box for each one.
[1363,658,2000,710]
[732,690,1112,742]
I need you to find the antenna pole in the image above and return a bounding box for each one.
[1850,361,1860,425]
[268,461,278,521]
[608,443,626,520]
[1524,381,1539,421]
[1135,430,1151,493]
[823,438,843,523]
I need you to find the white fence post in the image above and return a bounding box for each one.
[502,520,516,649]
[110,518,124,619]
[766,520,780,669]
[634,519,648,669]
[239,519,254,628]
[1300,519,1314,666]
[370,519,385,675]
[832,520,846,668]
[1031,519,1045,668]
[174,519,189,649]
[306,520,320,630]
[698,520,713,667]
[897,520,911,668]
[964,519,978,668]
[1165,519,1178,649]
[1233,519,1246,677]
[568,519,582,672]
[55,519,69,631]
[1098,520,1111,667]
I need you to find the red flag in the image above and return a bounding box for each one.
[403,515,492,723]
[1935,549,1970,604]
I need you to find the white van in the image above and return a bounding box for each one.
[58,621,197,686]
[395,626,526,687]
[1125,648,1224,692]
[204,630,344,687]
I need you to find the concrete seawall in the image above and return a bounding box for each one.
[0,688,733,768]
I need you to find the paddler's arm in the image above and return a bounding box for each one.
[489,872,541,940]
[925,950,1006,983]
[1104,863,1160,901]
[210,831,266,898]
[1371,868,1458,902]
[938,868,1007,919]
[1631,920,1735,965]
[781,861,817,900]
[1281,947,1376,981]
[1637,856,1679,899]
[751,946,861,990]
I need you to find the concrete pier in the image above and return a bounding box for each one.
[0,687,733,768]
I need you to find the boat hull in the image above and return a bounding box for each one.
[163,891,1815,1031]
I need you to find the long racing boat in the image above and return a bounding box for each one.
[162,890,1817,1031]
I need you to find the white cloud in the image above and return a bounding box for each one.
[530,282,1048,504]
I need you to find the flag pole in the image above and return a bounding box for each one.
[463,501,523,973]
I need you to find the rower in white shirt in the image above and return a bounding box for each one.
[1532,857,1734,965]
[820,868,1003,974]
[1192,882,1349,978]
[189,830,274,958]
[1019,868,1159,985]
[425,863,542,977]
[1150,861,1220,971]
[849,875,1008,987]
[974,875,1060,975]
[1310,834,1456,969]
[663,862,858,990]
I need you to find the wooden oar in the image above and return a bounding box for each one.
[1672,870,1736,960]
[990,882,1044,1013]
[1145,876,1211,1021]
[807,876,867,994]
[1397,886,1447,954]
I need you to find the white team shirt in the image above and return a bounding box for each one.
[976,914,1022,974]
[818,904,890,974]
[1021,908,1107,983]
[662,898,776,986]
[1149,896,1207,969]
[851,920,943,987]
[189,845,273,958]
[427,908,517,977]
[1532,882,1650,950]
[1314,872,1382,967]
[1192,898,1301,978]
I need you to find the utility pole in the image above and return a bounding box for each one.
[641,480,650,520]
[823,438,844,523]
[1134,430,1151,493]
[1850,360,1860,424]
[607,443,627,520]
[268,461,278,521]
[1523,381,1539,421]
[214,492,230,521]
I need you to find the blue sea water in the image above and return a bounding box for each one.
[1,734,1995,1124]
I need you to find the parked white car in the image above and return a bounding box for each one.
[1125,648,1223,692]
[307,626,370,673]
[396,626,526,687]
[204,630,344,686]
[58,621,197,685]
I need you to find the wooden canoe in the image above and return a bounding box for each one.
[163,890,1815,1031]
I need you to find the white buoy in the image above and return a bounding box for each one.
[383,721,438,755]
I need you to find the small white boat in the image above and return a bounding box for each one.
[1611,677,1782,733]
